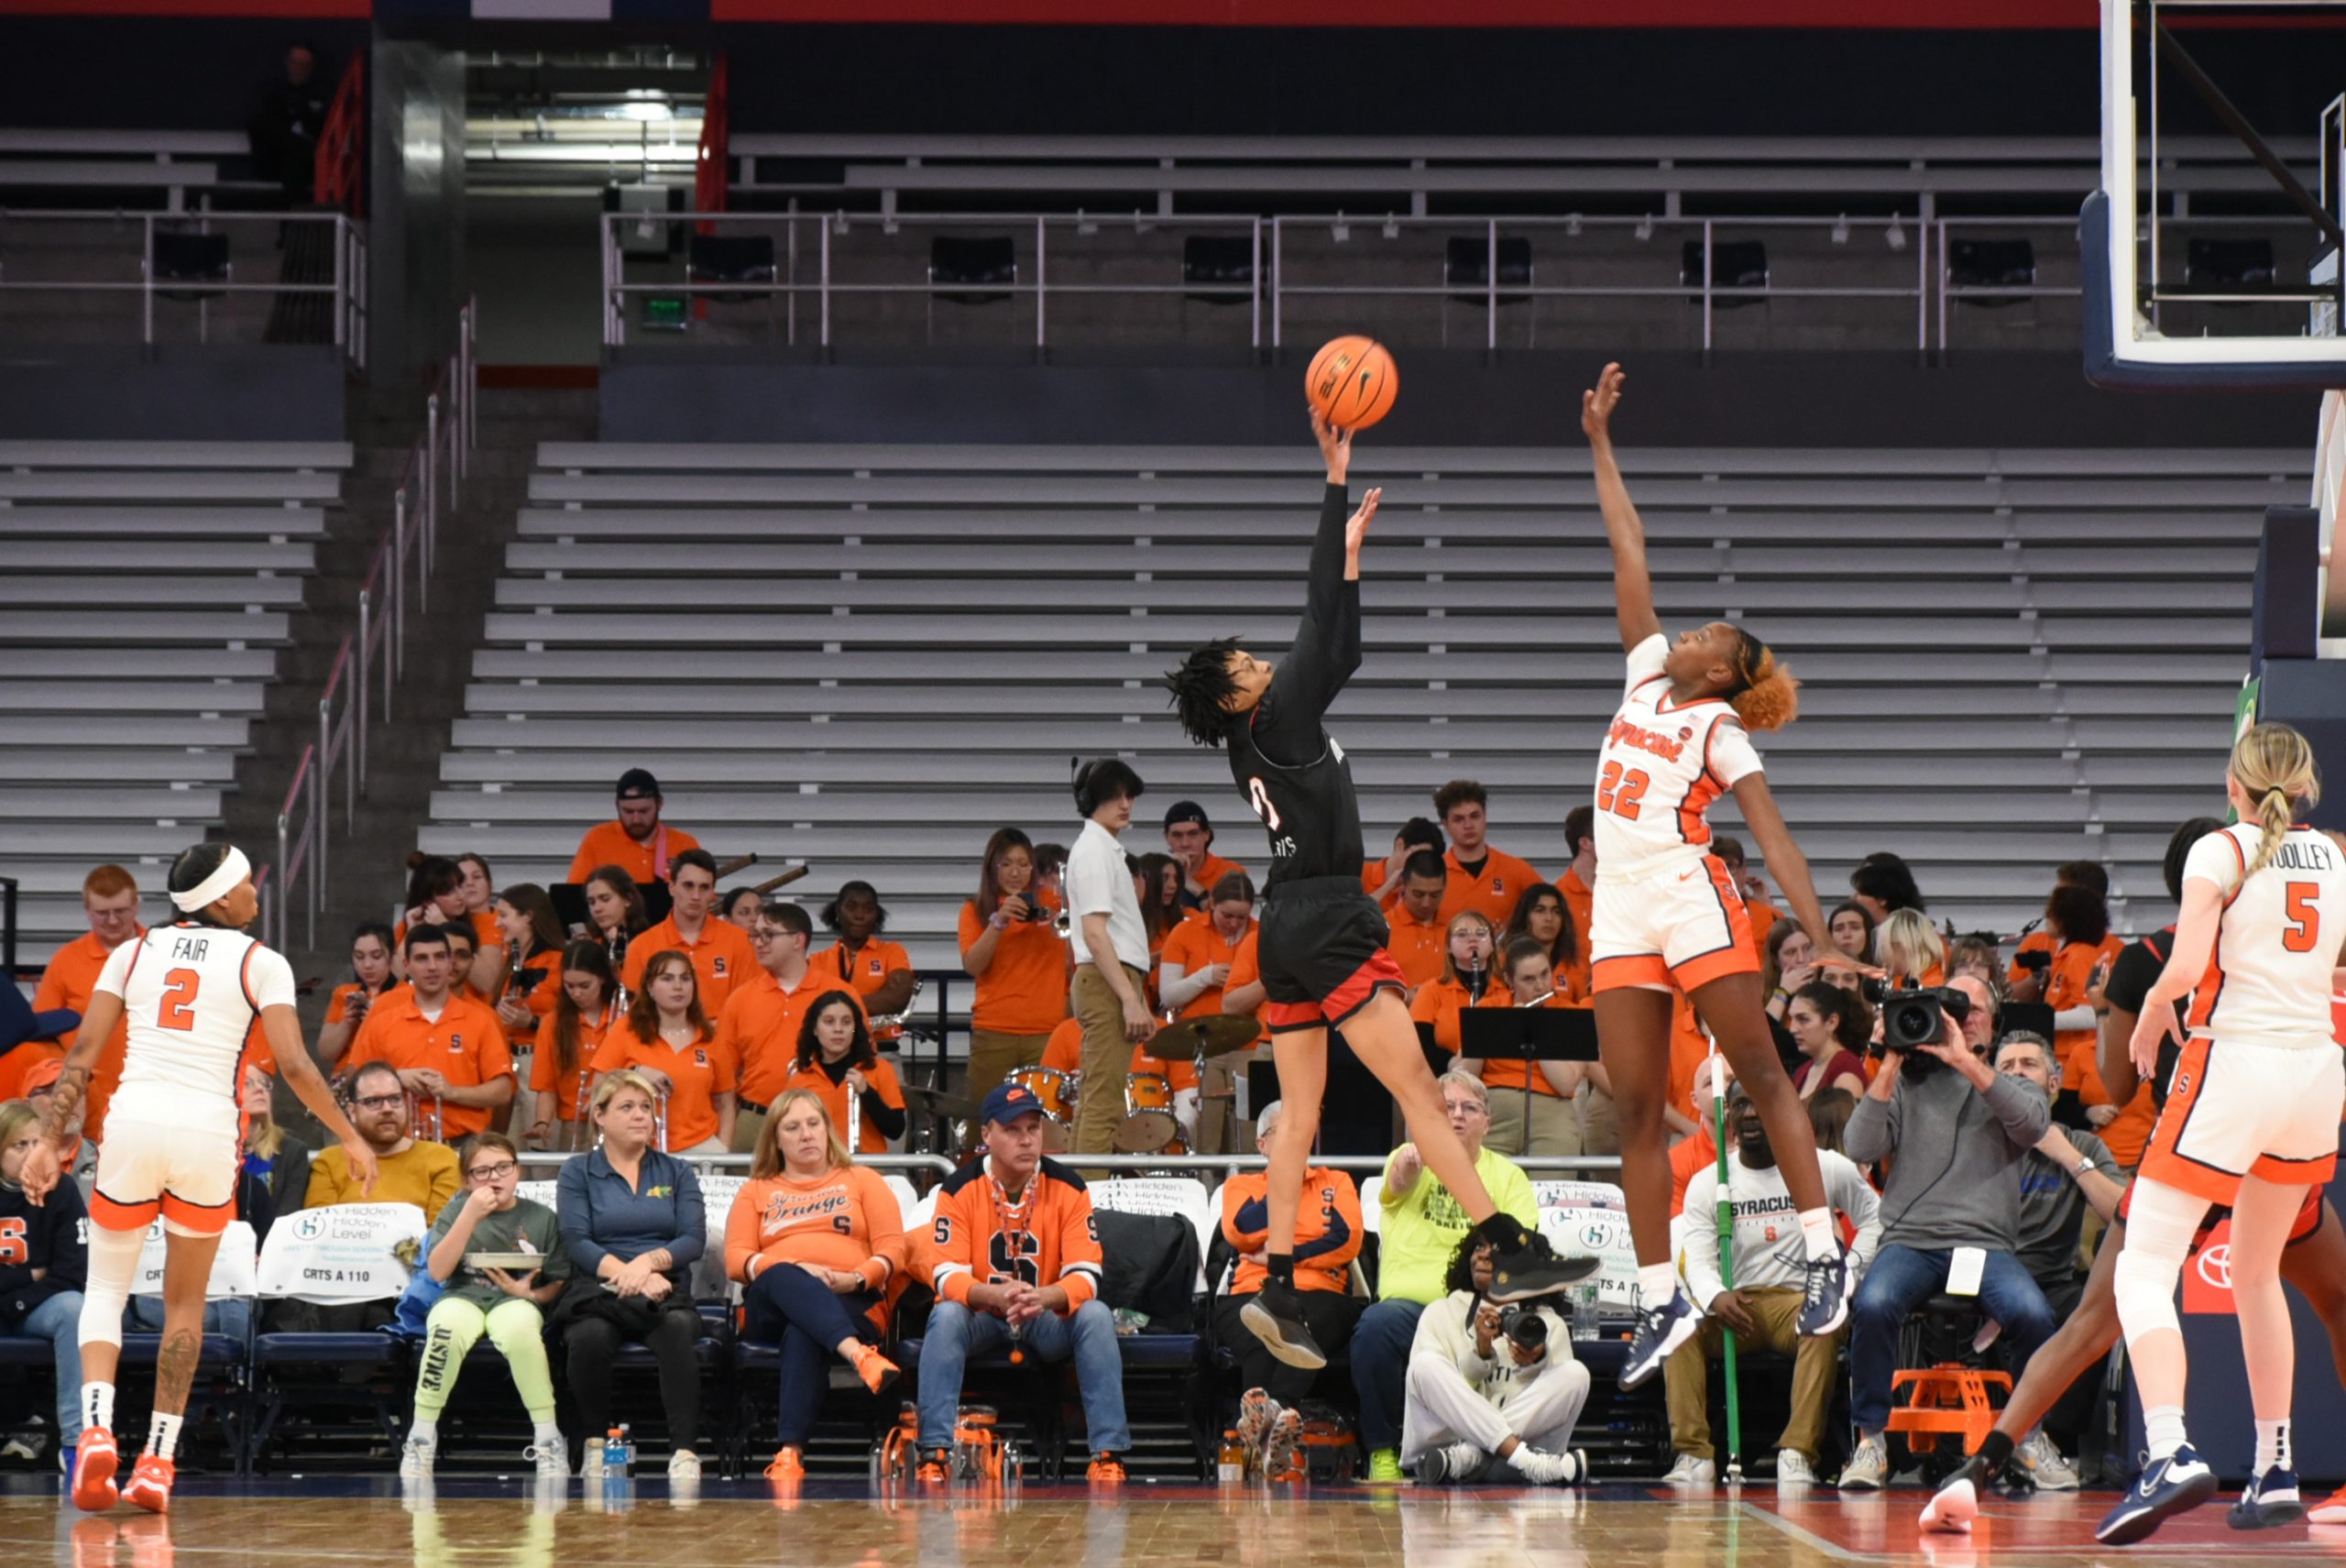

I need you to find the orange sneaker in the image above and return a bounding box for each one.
[763,1446,806,1481]
[123,1456,175,1515]
[2311,1482,2346,1525]
[71,1430,120,1513]
[915,1450,952,1485]
[848,1343,901,1397]
[1085,1453,1126,1484]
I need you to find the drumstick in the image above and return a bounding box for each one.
[713,852,760,880]
[750,863,810,896]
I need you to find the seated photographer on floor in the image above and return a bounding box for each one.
[1838,973,2056,1491]
[1400,1234,1590,1486]
[1664,1082,1881,1486]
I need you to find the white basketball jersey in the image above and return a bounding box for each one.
[93,920,296,1116]
[2185,823,2346,1050]
[1592,633,1764,877]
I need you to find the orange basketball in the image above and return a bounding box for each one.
[1305,335,1398,431]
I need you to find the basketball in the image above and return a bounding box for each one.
[1305,335,1398,431]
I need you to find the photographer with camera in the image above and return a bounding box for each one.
[1399,1234,1590,1486]
[1837,973,2057,1490]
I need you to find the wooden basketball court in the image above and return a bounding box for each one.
[8,1478,2341,1568]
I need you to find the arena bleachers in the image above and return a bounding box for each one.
[0,440,350,973]
[415,442,2297,970]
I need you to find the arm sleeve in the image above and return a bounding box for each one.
[862,1062,907,1141]
[1679,1168,1725,1306]
[1826,1153,1883,1277]
[1262,483,1362,733]
[665,1163,706,1268]
[1983,1072,2052,1148]
[1057,1189,1102,1310]
[556,1159,608,1274]
[1843,1089,1896,1165]
[1066,839,1115,921]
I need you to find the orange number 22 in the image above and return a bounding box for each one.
[1597,761,1651,820]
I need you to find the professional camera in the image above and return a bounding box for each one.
[1861,979,1972,1052]
[2012,948,2052,975]
[1496,1302,1549,1354]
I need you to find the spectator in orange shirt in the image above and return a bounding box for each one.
[347,925,517,1141]
[1160,871,1261,1153]
[316,921,400,1069]
[1464,937,1589,1158]
[1827,901,1877,965]
[1387,851,1453,994]
[486,883,566,1055]
[1163,800,1247,915]
[2010,881,2140,1159]
[619,850,757,1014]
[568,767,702,886]
[1503,883,1588,1003]
[720,887,764,932]
[1040,1014,1085,1075]
[593,949,738,1155]
[1669,1055,1732,1217]
[582,864,651,985]
[1211,1098,1365,1409]
[1136,852,1188,979]
[393,854,469,965]
[1365,817,1447,910]
[30,863,144,1143]
[718,902,865,1153]
[1432,780,1547,928]
[528,940,619,1150]
[1409,912,1499,1055]
[784,992,905,1156]
[2005,861,2106,977]
[959,828,1072,1102]
[454,851,506,972]
[813,882,915,1045]
[1555,806,1596,972]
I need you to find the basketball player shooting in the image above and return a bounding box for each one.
[20,843,378,1514]
[1166,409,1595,1373]
[1579,363,1862,1389]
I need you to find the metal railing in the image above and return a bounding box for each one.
[0,209,367,365]
[604,206,2319,356]
[267,299,477,953]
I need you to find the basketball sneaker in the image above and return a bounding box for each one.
[2229,1466,2304,1530]
[1263,1409,1305,1485]
[1798,1251,1853,1337]
[1485,1233,1601,1304]
[1415,1442,1491,1485]
[1240,1279,1327,1370]
[2308,1481,2346,1524]
[2097,1443,2217,1545]
[1503,1444,1586,1486]
[1233,1387,1277,1464]
[1618,1290,1700,1390]
[1921,1454,1990,1533]
[915,1449,953,1485]
[122,1455,174,1515]
[71,1429,120,1513]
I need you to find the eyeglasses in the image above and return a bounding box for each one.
[351,1092,407,1112]
[468,1160,519,1181]
[1442,1099,1489,1118]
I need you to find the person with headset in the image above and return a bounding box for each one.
[1065,758,1157,1154]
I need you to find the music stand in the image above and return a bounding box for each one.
[1459,1007,1600,1157]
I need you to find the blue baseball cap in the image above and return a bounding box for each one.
[980,1080,1047,1129]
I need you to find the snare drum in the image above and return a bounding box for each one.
[1006,1067,1076,1152]
[1113,1071,1180,1153]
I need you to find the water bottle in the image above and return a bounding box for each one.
[1570,1279,1603,1343]
[1218,1429,1245,1488]
[608,1424,633,1476]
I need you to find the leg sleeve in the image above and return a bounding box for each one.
[76,1222,146,1354]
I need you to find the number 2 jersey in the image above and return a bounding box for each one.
[91,920,294,1131]
[2184,821,2346,1050]
[1593,632,1765,877]
[918,1155,1103,1310]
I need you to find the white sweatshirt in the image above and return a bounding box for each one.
[1407,1288,1574,1411]
[1681,1147,1881,1310]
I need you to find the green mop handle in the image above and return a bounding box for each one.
[1713,1055,1741,1470]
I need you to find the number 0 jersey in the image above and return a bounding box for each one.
[92,920,294,1122]
[1592,633,1764,878]
[2183,822,2346,1050]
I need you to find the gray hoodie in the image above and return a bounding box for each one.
[1844,1057,2048,1254]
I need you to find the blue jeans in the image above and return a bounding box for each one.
[916,1299,1129,1454]
[1850,1243,2057,1432]
[5,1292,86,1444]
[1348,1299,1427,1453]
[743,1264,880,1448]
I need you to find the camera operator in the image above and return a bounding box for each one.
[1836,972,2057,1490]
[1398,1235,1589,1486]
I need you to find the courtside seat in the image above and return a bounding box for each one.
[246,1332,411,1473]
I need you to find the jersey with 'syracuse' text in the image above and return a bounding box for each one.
[2184,822,2346,1049]
[92,921,294,1122]
[1225,483,1366,890]
[1592,633,1764,876]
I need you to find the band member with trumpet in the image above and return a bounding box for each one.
[619,850,758,1014]
[1464,936,1591,1159]
[784,992,906,1157]
[960,828,1073,1103]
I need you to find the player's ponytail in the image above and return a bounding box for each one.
[1726,629,1800,732]
[2230,721,2319,876]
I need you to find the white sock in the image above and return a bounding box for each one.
[1639,1263,1678,1311]
[1797,1208,1838,1263]
[533,1421,561,1449]
[147,1411,182,1464]
[82,1382,115,1435]
[409,1418,438,1445]
[2254,1419,2291,1475]
[2143,1405,2187,1464]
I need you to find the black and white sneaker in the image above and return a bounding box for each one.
[2097,1443,2218,1545]
[1618,1289,1701,1390]
[2229,1465,2304,1531]
[1240,1278,1327,1370]
[1416,1441,1492,1486]
[1484,1233,1602,1304]
[1797,1250,1853,1336]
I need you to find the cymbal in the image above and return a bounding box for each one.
[1147,1014,1262,1061]
[901,1085,981,1123]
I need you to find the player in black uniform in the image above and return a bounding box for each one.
[1166,411,1595,1370]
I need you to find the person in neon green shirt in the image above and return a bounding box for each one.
[1350,1069,1538,1480]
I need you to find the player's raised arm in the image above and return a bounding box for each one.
[1278,409,1376,723]
[1581,362,1664,653]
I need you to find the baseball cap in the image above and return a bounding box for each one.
[616,768,662,800]
[980,1080,1047,1129]
[1162,800,1211,830]
[21,1056,66,1094]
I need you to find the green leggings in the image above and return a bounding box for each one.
[414,1296,557,1422]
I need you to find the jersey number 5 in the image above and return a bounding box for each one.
[1597,761,1651,821]
[2282,883,2321,953]
[159,968,203,1032]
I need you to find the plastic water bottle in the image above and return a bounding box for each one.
[607,1424,632,1477]
[1570,1279,1603,1342]
[1218,1429,1245,1488]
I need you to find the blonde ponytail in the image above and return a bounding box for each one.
[2230,722,2320,877]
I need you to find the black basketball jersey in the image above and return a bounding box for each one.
[1222,481,1365,893]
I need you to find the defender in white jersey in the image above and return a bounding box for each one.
[22,843,373,1517]
[1580,362,1867,1391]
[2099,724,2346,1546]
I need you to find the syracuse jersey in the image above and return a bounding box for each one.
[93,920,294,1128]
[1591,633,1764,877]
[2184,823,2346,1049]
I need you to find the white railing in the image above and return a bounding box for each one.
[269,298,477,953]
[0,209,367,367]
[602,208,2313,356]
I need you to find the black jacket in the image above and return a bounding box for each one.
[0,1177,89,1327]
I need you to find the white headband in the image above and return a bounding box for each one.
[171,846,251,913]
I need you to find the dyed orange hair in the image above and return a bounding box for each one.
[1727,631,1800,732]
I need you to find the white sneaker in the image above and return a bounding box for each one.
[1505,1444,1585,1486]
[2012,1430,2079,1491]
[580,1439,606,1481]
[526,1434,569,1480]
[399,1436,437,1481]
[1662,1453,1717,1486]
[667,1449,702,1483]
[1840,1435,1890,1491]
[1777,1450,1818,1486]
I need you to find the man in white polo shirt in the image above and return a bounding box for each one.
[1066,758,1157,1154]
